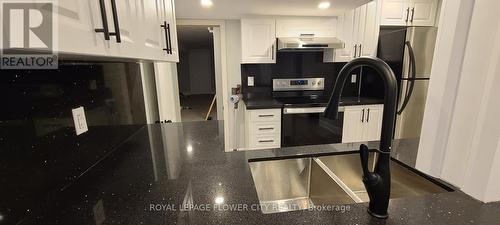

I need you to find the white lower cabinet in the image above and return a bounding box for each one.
[245,109,282,150]
[342,104,383,143]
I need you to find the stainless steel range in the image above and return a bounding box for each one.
[273,78,344,147]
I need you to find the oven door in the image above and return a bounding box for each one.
[282,107,344,148]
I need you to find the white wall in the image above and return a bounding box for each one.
[141,63,160,124]
[416,0,474,177]
[417,0,500,202]
[225,20,245,150]
[155,62,182,122]
[188,49,216,95]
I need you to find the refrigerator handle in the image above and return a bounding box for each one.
[397,41,417,115]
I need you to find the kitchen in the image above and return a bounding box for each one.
[1,0,500,224]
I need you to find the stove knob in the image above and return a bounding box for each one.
[312,81,316,86]
[317,81,322,86]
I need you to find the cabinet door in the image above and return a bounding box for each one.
[275,17,337,37]
[326,10,355,62]
[380,0,409,26]
[137,0,165,60]
[409,0,438,26]
[241,18,276,64]
[342,106,365,143]
[56,0,106,56]
[105,0,140,57]
[163,0,179,62]
[359,1,379,58]
[364,105,384,141]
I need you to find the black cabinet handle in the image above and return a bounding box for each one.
[109,0,121,43]
[259,127,274,131]
[405,7,410,22]
[258,115,274,118]
[354,44,358,58]
[95,0,121,43]
[271,44,275,60]
[361,109,365,123]
[367,109,370,123]
[95,0,110,40]
[259,140,274,143]
[410,7,415,22]
[358,44,362,57]
[161,21,172,54]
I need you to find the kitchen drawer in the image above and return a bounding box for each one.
[249,122,281,135]
[248,109,282,122]
[248,133,281,150]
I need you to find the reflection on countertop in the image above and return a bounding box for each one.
[242,93,385,110]
[3,121,500,225]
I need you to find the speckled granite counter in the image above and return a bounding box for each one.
[9,121,500,225]
[243,95,384,109]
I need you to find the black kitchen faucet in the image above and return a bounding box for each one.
[324,57,398,219]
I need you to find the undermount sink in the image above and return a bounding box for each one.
[249,153,451,214]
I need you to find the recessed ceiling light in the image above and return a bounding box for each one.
[187,145,193,152]
[318,2,331,9]
[201,0,213,7]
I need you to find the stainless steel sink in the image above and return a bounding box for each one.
[249,153,449,214]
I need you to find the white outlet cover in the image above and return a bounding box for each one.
[351,74,357,83]
[72,106,88,135]
[248,76,255,86]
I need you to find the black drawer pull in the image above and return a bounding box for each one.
[259,140,274,143]
[109,0,121,43]
[95,0,110,40]
[259,127,274,131]
[258,115,274,118]
[95,0,121,43]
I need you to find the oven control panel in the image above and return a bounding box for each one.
[272,78,325,91]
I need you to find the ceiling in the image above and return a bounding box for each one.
[175,0,372,19]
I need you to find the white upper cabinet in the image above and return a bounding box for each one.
[53,0,178,61]
[275,17,337,37]
[325,0,380,62]
[137,0,179,62]
[164,0,179,62]
[380,0,409,26]
[56,0,106,56]
[105,0,140,56]
[380,0,439,26]
[410,0,438,26]
[324,10,356,62]
[241,17,276,64]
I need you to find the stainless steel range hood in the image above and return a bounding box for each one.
[277,35,344,52]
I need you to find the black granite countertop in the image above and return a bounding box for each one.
[243,94,384,109]
[8,121,500,225]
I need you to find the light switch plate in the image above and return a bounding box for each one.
[72,106,88,135]
[248,76,255,86]
[351,74,357,83]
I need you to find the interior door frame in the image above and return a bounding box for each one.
[176,19,230,151]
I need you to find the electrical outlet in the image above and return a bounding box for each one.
[351,74,357,83]
[248,76,255,86]
[72,106,88,135]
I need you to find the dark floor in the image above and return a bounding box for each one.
[180,94,217,122]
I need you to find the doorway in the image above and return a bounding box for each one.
[176,26,221,122]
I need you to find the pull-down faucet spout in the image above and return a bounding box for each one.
[324,57,398,219]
